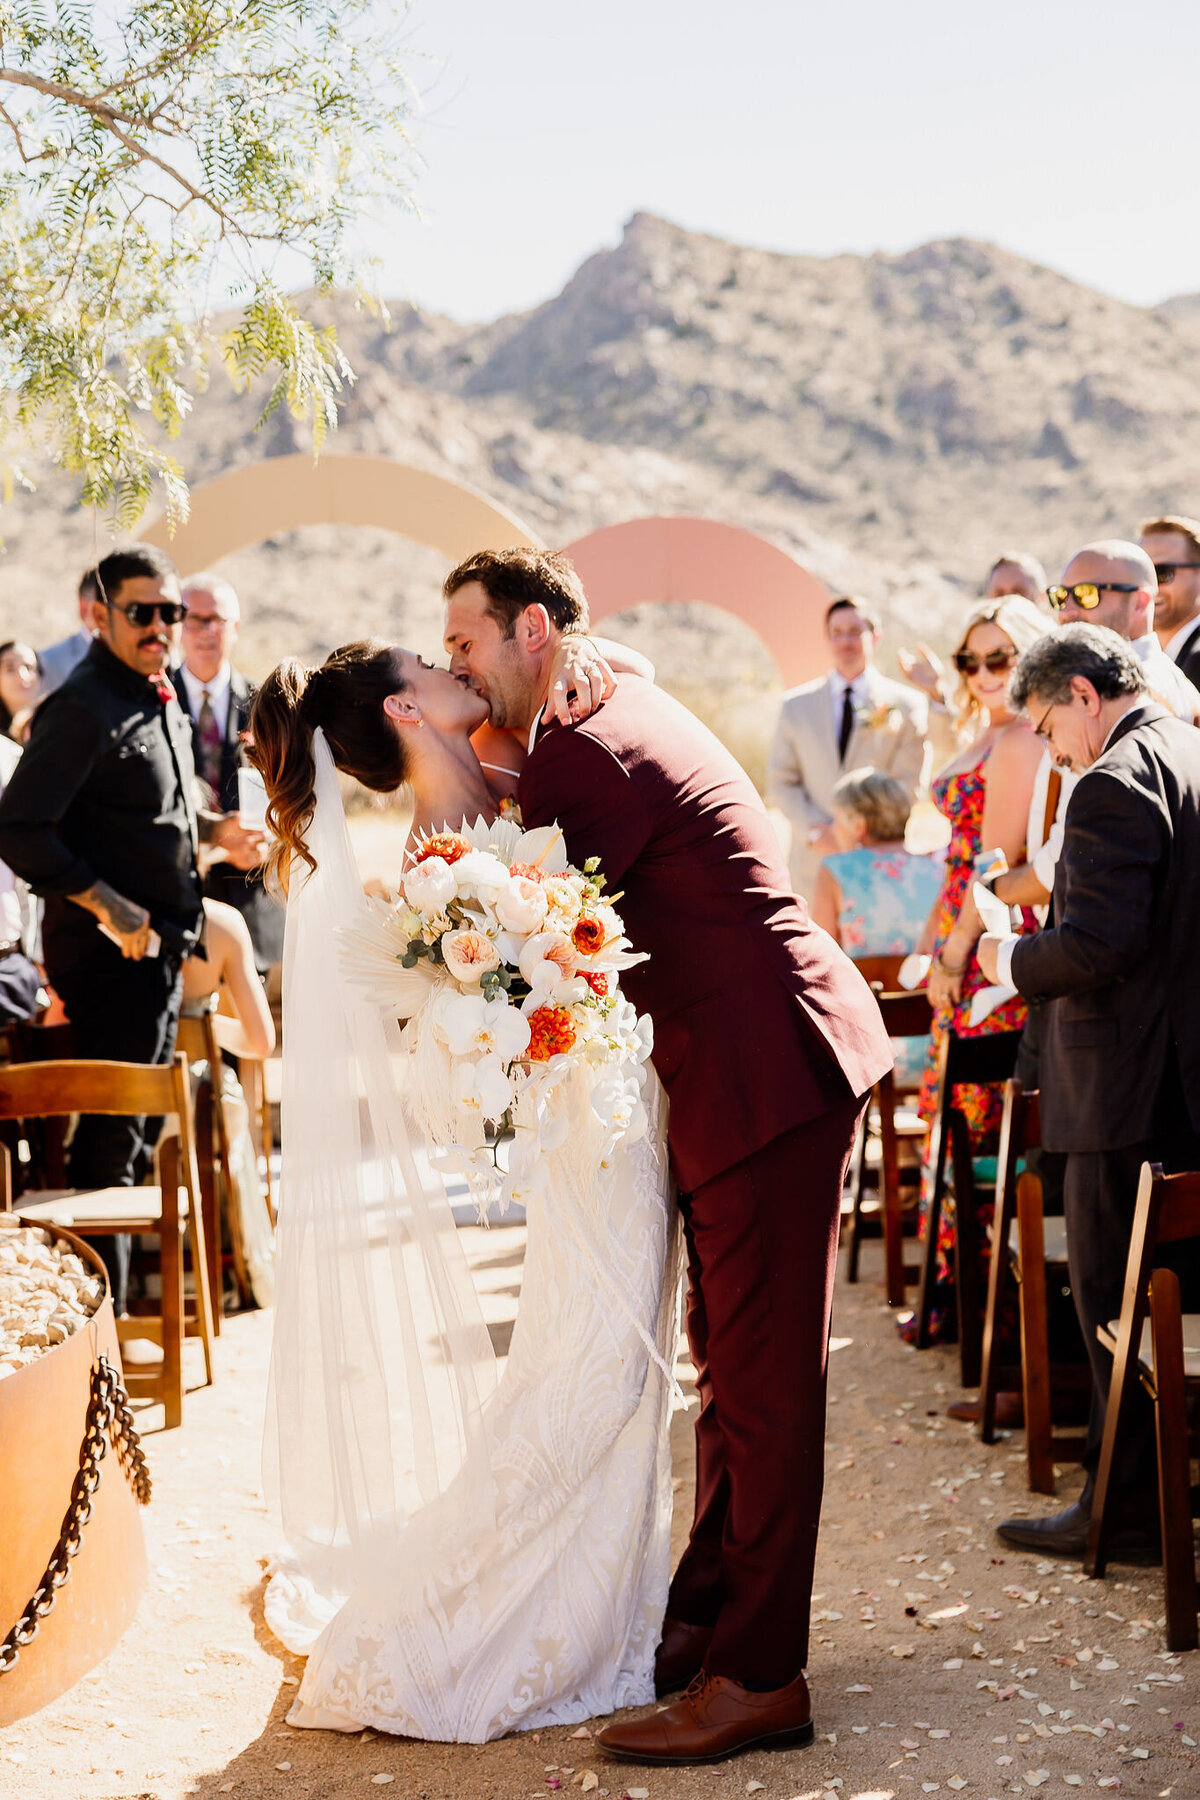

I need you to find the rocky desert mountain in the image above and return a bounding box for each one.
[5,212,1199,774]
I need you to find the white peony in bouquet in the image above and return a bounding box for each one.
[339,815,654,1214]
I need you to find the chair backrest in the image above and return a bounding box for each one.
[855,953,908,990]
[875,989,934,1039]
[176,1012,221,1076]
[997,1078,1040,1165]
[944,1027,1024,1088]
[1108,1162,1200,1359]
[1153,1167,1200,1245]
[0,1054,189,1123]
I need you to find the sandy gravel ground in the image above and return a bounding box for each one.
[2,1225,1195,1800]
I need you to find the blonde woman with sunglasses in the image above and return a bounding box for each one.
[904,594,1050,1343]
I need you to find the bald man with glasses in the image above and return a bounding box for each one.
[1045,540,1200,725]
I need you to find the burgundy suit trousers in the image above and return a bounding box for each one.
[667,1094,865,1687]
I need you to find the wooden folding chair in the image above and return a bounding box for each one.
[979,1081,1039,1440]
[0,1054,215,1430]
[1009,1169,1089,1491]
[843,961,923,1235]
[177,1009,254,1316]
[1086,1163,1200,1647]
[1145,1268,1200,1649]
[913,1026,1024,1350]
[846,987,932,1305]
[238,1050,280,1228]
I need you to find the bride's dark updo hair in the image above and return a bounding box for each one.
[248,640,410,891]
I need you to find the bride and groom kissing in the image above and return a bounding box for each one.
[249,548,893,1764]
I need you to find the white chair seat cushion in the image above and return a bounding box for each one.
[17,1185,187,1229]
[1120,1315,1200,1379]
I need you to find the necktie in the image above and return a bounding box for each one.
[838,683,856,764]
[197,688,223,792]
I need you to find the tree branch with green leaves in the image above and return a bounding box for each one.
[0,0,419,529]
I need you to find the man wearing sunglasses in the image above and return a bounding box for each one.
[1044,540,1200,726]
[0,543,266,1314]
[1139,514,1200,691]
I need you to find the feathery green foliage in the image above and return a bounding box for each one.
[0,1,417,528]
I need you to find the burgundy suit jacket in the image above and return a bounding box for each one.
[518,677,893,1192]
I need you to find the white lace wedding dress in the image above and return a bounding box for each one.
[263,737,680,1742]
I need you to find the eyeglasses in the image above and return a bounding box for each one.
[104,597,188,628]
[182,613,232,631]
[1046,582,1139,611]
[1153,563,1200,585]
[953,648,1018,676]
[1033,700,1057,740]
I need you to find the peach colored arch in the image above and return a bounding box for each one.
[138,452,543,568]
[561,516,831,687]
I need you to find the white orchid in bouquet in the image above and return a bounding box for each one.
[338,816,653,1215]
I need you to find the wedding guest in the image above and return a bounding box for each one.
[766,597,928,900]
[0,641,42,742]
[178,572,283,971]
[811,766,941,1086]
[910,595,1050,1340]
[978,625,1200,1557]
[986,550,1047,605]
[0,544,264,1313]
[1139,514,1200,688]
[1047,540,1200,722]
[0,735,43,1028]
[39,567,98,695]
[898,551,1049,757]
[976,538,1200,929]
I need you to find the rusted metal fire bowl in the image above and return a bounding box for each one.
[0,1225,148,1726]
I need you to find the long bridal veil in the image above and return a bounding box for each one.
[264,730,501,1650]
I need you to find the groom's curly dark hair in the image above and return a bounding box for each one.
[443,548,589,636]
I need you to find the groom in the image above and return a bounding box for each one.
[444,549,893,1764]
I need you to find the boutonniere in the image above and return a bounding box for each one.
[857,702,903,733]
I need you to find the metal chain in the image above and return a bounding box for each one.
[0,1352,152,1675]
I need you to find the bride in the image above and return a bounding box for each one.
[248,636,680,1743]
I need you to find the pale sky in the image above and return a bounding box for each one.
[369,0,1200,322]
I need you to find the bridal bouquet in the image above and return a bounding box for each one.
[339,816,653,1213]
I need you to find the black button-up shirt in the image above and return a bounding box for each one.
[0,640,203,965]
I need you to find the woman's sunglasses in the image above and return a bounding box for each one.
[953,648,1017,676]
[1046,582,1139,612]
[104,597,189,628]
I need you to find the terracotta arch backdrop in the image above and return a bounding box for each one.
[561,516,832,688]
[138,452,543,567]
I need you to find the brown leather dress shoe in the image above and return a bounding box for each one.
[654,1617,715,1697]
[596,1670,814,1765]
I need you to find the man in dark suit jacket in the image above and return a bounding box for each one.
[444,548,893,1763]
[1140,513,1200,690]
[178,573,283,970]
[978,623,1200,1557]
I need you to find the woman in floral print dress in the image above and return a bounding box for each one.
[909,596,1051,1340]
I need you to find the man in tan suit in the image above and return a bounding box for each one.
[767,597,928,900]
